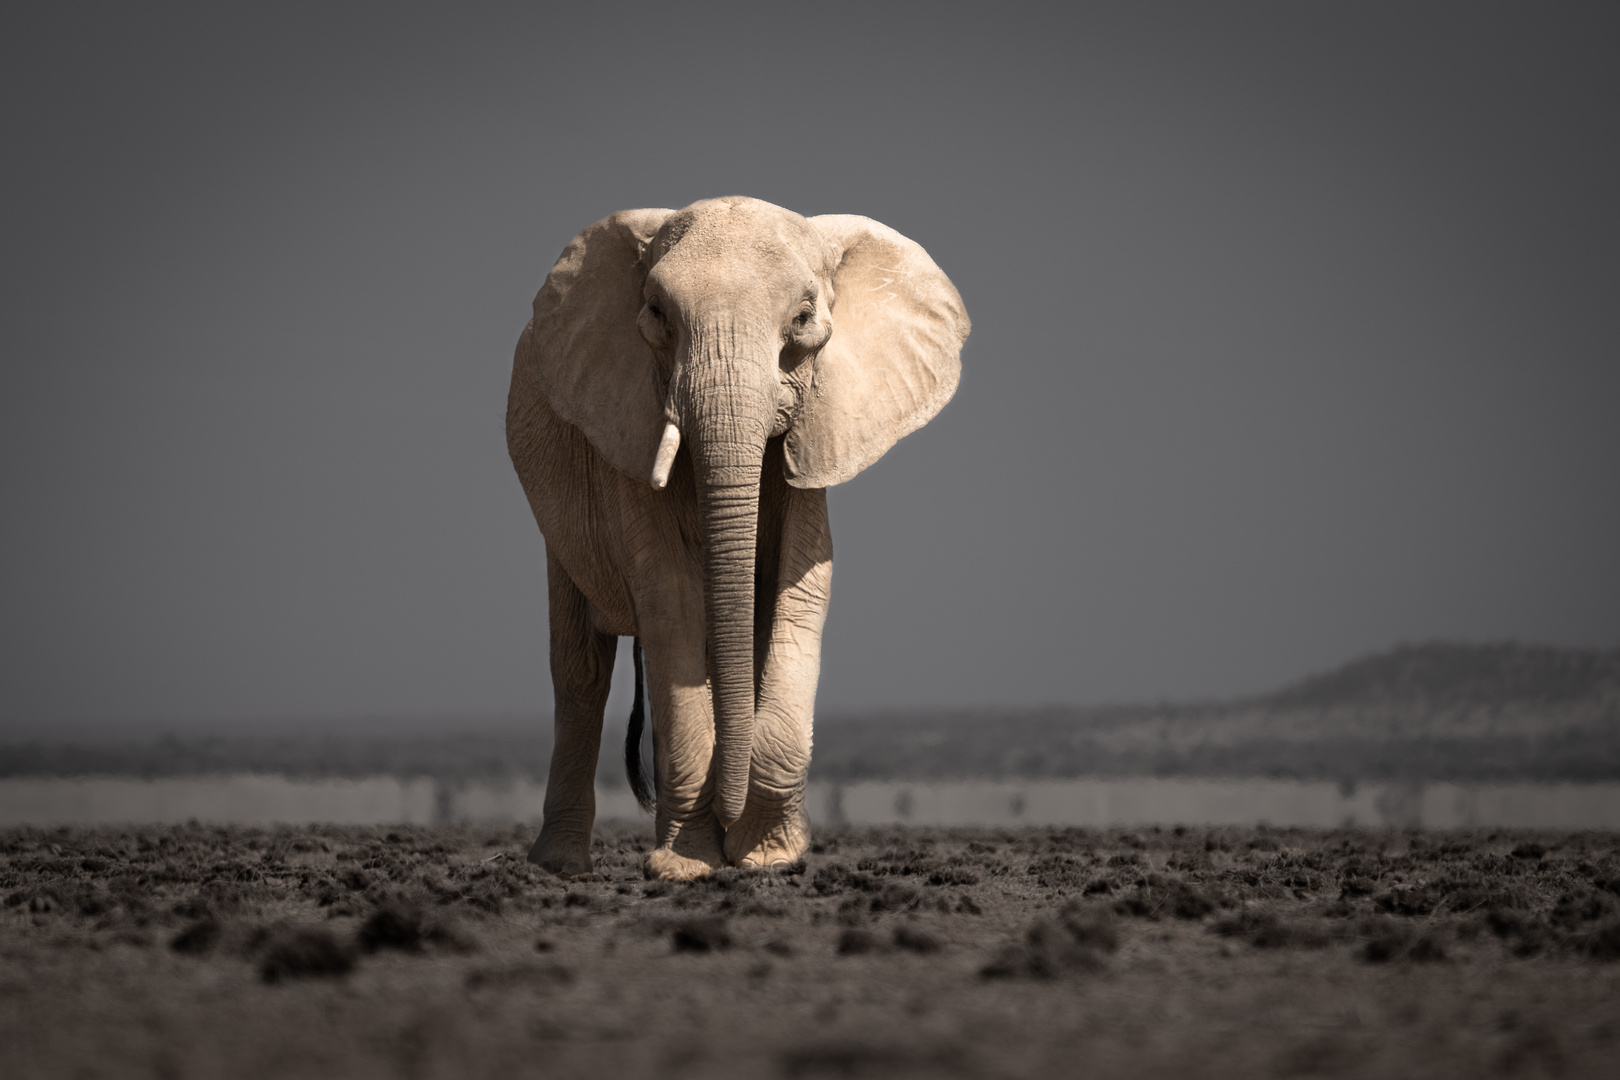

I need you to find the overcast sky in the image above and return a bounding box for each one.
[2,2,1617,732]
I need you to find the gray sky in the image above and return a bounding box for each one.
[3,2,1617,732]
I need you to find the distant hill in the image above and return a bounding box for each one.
[809,642,1620,784]
[1263,641,1620,717]
[3,642,1617,783]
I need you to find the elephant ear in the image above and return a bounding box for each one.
[522,208,673,483]
[784,215,970,488]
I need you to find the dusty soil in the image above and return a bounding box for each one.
[3,824,1619,1078]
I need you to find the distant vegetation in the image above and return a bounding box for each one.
[4,642,1617,783]
[0,725,555,784]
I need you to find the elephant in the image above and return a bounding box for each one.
[506,196,968,880]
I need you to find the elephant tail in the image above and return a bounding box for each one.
[624,638,656,814]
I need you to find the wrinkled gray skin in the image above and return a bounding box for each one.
[507,197,968,879]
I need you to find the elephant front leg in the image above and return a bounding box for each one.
[640,631,728,881]
[528,551,616,877]
[725,488,833,870]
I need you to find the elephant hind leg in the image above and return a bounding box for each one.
[528,550,616,877]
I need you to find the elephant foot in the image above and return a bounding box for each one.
[646,813,725,880]
[526,828,593,878]
[725,802,810,869]
[645,846,721,881]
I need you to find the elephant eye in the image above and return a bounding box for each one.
[793,301,814,326]
[639,299,674,349]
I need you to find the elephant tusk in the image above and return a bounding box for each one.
[650,422,681,489]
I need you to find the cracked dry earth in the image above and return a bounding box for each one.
[4,825,1620,1078]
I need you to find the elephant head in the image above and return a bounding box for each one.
[516,196,968,825]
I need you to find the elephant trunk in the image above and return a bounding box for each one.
[677,325,776,828]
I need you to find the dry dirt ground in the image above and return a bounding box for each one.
[3,824,1619,1078]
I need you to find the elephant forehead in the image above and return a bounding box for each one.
[648,199,833,295]
[651,249,808,308]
